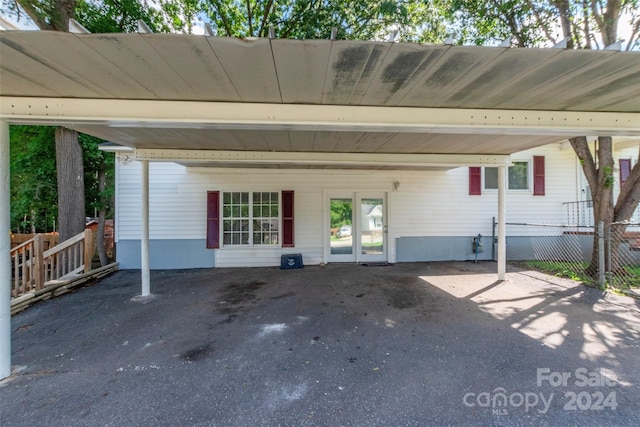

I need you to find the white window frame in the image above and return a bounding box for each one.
[221,191,281,247]
[484,159,531,192]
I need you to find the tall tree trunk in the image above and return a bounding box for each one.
[96,166,108,266]
[570,136,615,275]
[55,127,85,242]
[555,0,574,48]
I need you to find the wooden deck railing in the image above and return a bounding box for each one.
[10,229,94,299]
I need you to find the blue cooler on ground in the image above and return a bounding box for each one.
[280,253,303,269]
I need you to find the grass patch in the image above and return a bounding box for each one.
[517,260,593,284]
[517,260,640,289]
[609,265,640,289]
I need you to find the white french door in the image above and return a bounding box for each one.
[326,192,387,263]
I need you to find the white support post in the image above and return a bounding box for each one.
[141,160,150,297]
[497,165,507,281]
[0,120,11,379]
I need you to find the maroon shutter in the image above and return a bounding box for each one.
[206,191,220,248]
[282,190,294,247]
[533,156,545,196]
[469,167,481,195]
[620,159,631,187]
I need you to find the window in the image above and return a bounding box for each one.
[620,159,631,188]
[222,192,279,246]
[485,161,529,190]
[206,190,295,249]
[470,157,544,196]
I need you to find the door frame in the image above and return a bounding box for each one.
[324,191,388,263]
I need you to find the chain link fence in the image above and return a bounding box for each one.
[503,222,596,286]
[607,222,640,289]
[498,220,640,290]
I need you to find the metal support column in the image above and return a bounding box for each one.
[140,160,150,297]
[497,165,507,281]
[0,120,11,378]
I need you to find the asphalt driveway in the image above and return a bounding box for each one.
[1,262,639,426]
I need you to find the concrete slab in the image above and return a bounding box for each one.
[1,262,639,426]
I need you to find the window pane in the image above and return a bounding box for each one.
[221,191,279,246]
[485,167,498,189]
[509,162,528,189]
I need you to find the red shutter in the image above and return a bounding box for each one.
[533,156,545,196]
[282,190,294,247]
[206,191,220,249]
[620,159,631,187]
[469,167,481,195]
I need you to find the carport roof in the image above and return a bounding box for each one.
[1,31,639,160]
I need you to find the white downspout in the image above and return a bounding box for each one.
[0,120,11,378]
[497,165,507,281]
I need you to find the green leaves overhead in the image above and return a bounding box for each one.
[441,0,640,49]
[198,0,447,42]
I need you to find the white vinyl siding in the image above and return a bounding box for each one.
[114,143,584,267]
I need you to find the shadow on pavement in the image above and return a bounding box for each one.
[2,261,639,426]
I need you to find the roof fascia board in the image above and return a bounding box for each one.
[2,97,639,136]
[133,148,512,168]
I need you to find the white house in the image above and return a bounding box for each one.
[105,139,639,269]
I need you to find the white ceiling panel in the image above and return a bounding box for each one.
[207,37,280,102]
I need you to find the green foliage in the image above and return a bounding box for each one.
[9,125,115,233]
[199,0,447,42]
[439,0,556,46]
[519,260,594,284]
[603,165,614,188]
[79,133,115,217]
[440,0,640,49]
[9,125,58,232]
[74,0,192,33]
[5,0,71,30]
[330,200,352,228]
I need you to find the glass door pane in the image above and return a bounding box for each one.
[360,198,384,256]
[330,198,353,255]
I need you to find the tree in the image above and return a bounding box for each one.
[3,0,159,264]
[441,0,640,49]
[4,0,85,243]
[444,0,640,276]
[9,125,58,233]
[199,0,447,42]
[81,134,115,265]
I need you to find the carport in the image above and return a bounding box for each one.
[1,30,640,378]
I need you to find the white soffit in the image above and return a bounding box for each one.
[134,149,512,171]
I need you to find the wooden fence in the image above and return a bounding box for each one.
[11,233,58,250]
[10,229,94,298]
